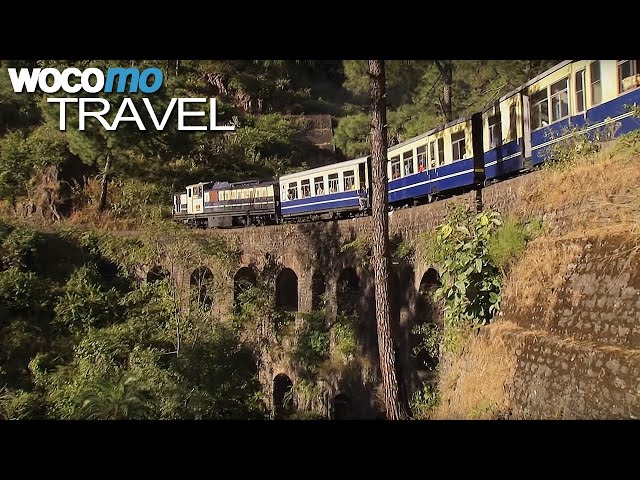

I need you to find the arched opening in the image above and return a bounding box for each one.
[412,268,442,373]
[273,373,295,419]
[311,270,326,311]
[275,268,298,312]
[234,266,256,308]
[333,393,351,420]
[337,267,359,316]
[419,268,441,295]
[190,266,214,308]
[147,265,169,283]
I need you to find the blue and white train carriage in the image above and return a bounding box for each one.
[386,114,485,206]
[524,60,640,166]
[279,156,371,220]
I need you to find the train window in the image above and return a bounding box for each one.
[343,170,356,191]
[314,176,325,195]
[193,186,202,198]
[531,89,549,129]
[488,114,502,148]
[618,60,640,93]
[417,145,427,172]
[390,156,401,179]
[287,182,298,200]
[301,179,311,198]
[451,131,466,161]
[550,78,569,122]
[437,138,445,166]
[188,188,192,198]
[590,61,602,106]
[509,103,517,140]
[403,151,414,176]
[429,141,436,168]
[575,70,585,113]
[328,174,339,193]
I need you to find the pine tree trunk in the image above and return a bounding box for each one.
[368,60,406,420]
[436,61,453,122]
[99,152,111,212]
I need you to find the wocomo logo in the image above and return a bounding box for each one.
[7,66,234,132]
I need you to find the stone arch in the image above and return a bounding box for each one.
[419,268,441,295]
[275,268,298,312]
[190,266,214,308]
[147,265,169,283]
[273,373,295,419]
[311,270,326,311]
[337,267,359,316]
[332,393,351,420]
[413,268,443,372]
[234,266,256,307]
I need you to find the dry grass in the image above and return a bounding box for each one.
[433,321,521,420]
[513,143,640,234]
[502,238,583,318]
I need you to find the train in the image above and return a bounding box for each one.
[172,59,640,228]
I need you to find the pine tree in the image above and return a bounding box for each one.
[368,59,406,420]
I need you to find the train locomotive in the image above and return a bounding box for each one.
[173,59,640,228]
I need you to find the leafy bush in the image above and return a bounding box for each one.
[0,267,50,314]
[423,205,502,326]
[53,265,124,333]
[411,322,441,363]
[0,224,44,270]
[294,312,330,369]
[0,388,44,420]
[487,217,543,272]
[332,317,358,359]
[410,383,439,419]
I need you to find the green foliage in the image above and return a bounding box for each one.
[392,239,414,263]
[411,322,442,362]
[542,122,618,170]
[613,106,640,156]
[0,126,72,203]
[0,267,50,314]
[487,217,543,272]
[410,383,439,419]
[0,224,44,270]
[339,235,371,264]
[295,312,330,369]
[417,205,503,351]
[110,178,172,221]
[0,388,44,420]
[289,378,326,417]
[0,224,265,419]
[333,113,371,158]
[331,316,358,359]
[53,265,122,333]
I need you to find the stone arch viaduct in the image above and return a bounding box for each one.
[142,173,541,417]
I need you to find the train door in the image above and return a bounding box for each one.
[522,94,532,162]
[428,138,444,195]
[186,187,193,213]
[187,185,204,215]
[358,161,367,191]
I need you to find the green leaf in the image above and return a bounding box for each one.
[475,258,483,273]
